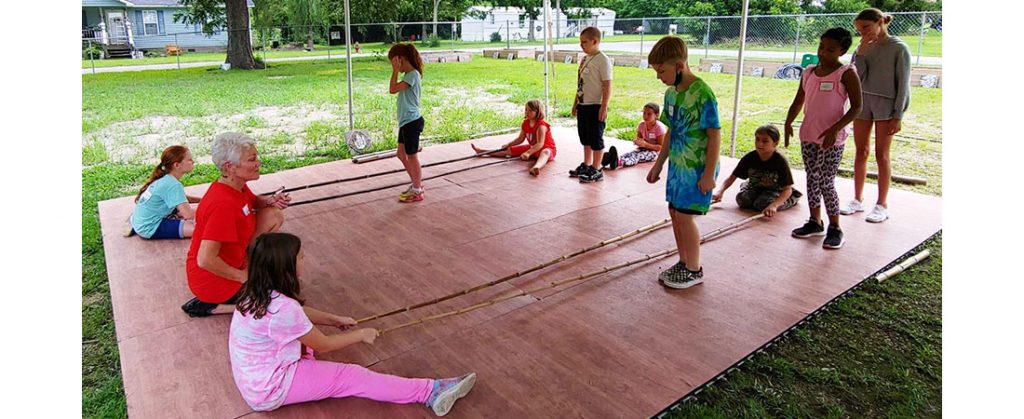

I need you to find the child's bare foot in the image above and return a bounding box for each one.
[529,166,540,177]
[471,143,485,154]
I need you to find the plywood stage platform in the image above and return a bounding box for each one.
[96,126,942,418]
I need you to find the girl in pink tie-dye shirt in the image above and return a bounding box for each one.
[229,233,476,416]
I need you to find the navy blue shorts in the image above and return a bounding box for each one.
[576,104,606,150]
[146,218,184,240]
[398,117,425,155]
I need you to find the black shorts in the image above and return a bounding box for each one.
[669,202,707,216]
[576,104,605,150]
[398,117,425,155]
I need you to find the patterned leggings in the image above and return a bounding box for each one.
[620,149,659,167]
[800,141,845,217]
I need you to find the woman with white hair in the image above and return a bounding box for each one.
[182,132,291,317]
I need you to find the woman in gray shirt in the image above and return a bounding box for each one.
[842,8,912,223]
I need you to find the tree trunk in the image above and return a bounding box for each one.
[307,27,314,50]
[224,0,261,69]
[528,15,535,41]
[433,0,440,37]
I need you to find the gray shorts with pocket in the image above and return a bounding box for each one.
[859,94,898,121]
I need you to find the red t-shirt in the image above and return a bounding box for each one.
[186,181,258,303]
[521,118,556,151]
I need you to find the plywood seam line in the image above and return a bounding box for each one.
[260,148,507,196]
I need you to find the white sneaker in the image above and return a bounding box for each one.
[839,199,864,215]
[865,204,889,223]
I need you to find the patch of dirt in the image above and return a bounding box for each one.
[82,103,349,164]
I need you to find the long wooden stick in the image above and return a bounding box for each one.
[288,157,514,207]
[377,213,765,335]
[356,217,673,323]
[875,249,931,282]
[264,148,507,196]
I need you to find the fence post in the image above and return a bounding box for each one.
[792,15,802,64]
[89,39,96,75]
[705,17,711,59]
[175,33,180,70]
[452,22,456,51]
[506,20,510,50]
[262,27,267,65]
[327,25,331,61]
[639,21,644,59]
[917,12,926,65]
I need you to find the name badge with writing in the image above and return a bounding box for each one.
[667,105,675,117]
[242,204,251,216]
[648,133,655,139]
[819,82,834,91]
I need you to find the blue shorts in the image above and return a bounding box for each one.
[144,218,184,240]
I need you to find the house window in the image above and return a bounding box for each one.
[143,10,159,35]
[519,15,525,28]
[489,13,495,24]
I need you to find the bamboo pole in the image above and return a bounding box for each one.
[356,217,674,323]
[266,148,507,196]
[288,157,515,207]
[875,249,931,282]
[377,213,765,335]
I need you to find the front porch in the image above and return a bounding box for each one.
[82,5,136,59]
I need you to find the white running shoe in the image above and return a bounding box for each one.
[865,204,889,223]
[839,199,865,215]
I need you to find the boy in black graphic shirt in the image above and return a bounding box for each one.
[713,125,802,217]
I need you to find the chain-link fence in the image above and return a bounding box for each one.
[82,11,941,73]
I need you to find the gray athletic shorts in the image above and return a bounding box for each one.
[859,94,897,121]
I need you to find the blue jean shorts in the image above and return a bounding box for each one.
[144,218,184,240]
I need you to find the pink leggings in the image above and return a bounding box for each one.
[283,358,434,406]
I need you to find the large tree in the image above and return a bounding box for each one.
[176,0,262,69]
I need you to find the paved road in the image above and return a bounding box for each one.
[82,40,940,74]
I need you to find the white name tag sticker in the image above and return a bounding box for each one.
[819,82,834,91]
[140,188,153,202]
[648,133,655,139]
[242,204,251,216]
[668,106,675,117]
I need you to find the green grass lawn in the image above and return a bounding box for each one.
[82,58,941,417]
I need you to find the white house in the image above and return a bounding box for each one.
[460,6,616,42]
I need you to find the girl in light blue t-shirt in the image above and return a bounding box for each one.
[127,145,202,239]
[388,43,426,203]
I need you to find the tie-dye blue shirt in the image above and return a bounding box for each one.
[660,78,721,213]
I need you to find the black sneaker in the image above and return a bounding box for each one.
[603,146,619,170]
[791,218,826,238]
[823,225,845,249]
[181,297,214,317]
[580,166,604,183]
[663,266,704,289]
[569,162,587,177]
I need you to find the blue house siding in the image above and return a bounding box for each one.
[83,8,103,27]
[131,11,230,50]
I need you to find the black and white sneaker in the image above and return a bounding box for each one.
[658,261,685,284]
[791,218,826,238]
[663,266,704,289]
[823,225,845,249]
[579,166,604,183]
[569,162,587,177]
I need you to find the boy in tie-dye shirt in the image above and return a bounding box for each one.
[645,36,722,290]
